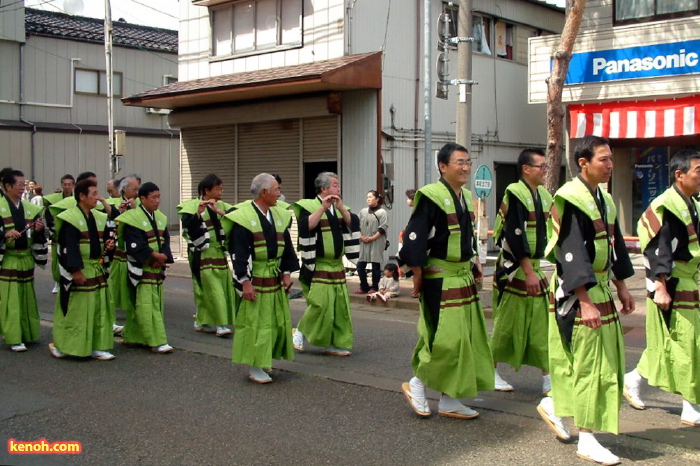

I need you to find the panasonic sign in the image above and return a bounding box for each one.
[565,40,700,85]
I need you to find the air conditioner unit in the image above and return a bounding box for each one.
[146,107,171,115]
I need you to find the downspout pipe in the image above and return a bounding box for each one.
[18,42,37,179]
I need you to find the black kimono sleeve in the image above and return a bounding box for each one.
[57,223,84,273]
[162,228,174,263]
[281,228,300,273]
[502,195,531,262]
[181,212,209,251]
[124,225,153,266]
[399,196,439,268]
[557,203,597,295]
[232,224,253,282]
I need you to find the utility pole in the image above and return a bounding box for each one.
[456,0,472,183]
[104,0,115,177]
[423,0,432,186]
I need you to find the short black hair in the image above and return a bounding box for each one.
[61,174,75,183]
[74,178,97,201]
[517,148,545,176]
[138,181,159,198]
[573,136,609,171]
[405,189,416,200]
[271,173,282,185]
[437,142,469,173]
[198,174,223,197]
[76,171,97,183]
[670,149,700,180]
[1,167,24,187]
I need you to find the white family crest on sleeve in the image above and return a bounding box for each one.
[565,252,573,262]
[409,232,417,241]
[515,228,522,235]
[142,221,148,226]
[131,242,137,248]
[444,199,451,206]
[251,220,257,227]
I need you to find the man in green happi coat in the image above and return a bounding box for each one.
[178,174,235,337]
[117,182,174,354]
[491,148,552,394]
[226,173,299,383]
[49,178,116,360]
[292,172,360,356]
[398,143,494,420]
[44,173,74,294]
[0,168,47,352]
[624,149,700,427]
[539,136,635,466]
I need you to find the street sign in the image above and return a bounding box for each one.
[473,164,492,199]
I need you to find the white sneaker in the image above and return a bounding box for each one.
[48,343,64,358]
[537,396,571,441]
[249,366,273,384]
[112,324,124,336]
[623,370,645,410]
[494,369,514,392]
[10,343,27,352]
[401,377,431,417]
[216,326,232,337]
[324,346,351,357]
[91,350,115,360]
[681,400,700,427]
[577,434,620,465]
[193,322,216,333]
[292,328,304,351]
[52,282,59,294]
[542,374,552,395]
[151,344,174,354]
[438,394,479,419]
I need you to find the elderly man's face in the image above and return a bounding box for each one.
[124,178,140,199]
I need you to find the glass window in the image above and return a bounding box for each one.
[75,69,98,93]
[211,0,302,58]
[212,7,232,57]
[256,0,278,49]
[615,0,699,23]
[280,0,301,45]
[473,15,491,55]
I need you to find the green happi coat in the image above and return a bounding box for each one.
[400,180,494,398]
[44,192,71,283]
[0,196,47,345]
[636,186,700,404]
[293,197,360,349]
[491,180,552,372]
[226,203,299,367]
[110,198,141,312]
[117,207,172,347]
[546,176,630,434]
[52,206,113,356]
[178,198,236,326]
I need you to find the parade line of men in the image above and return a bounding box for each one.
[1,137,699,466]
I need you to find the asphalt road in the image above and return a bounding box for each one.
[1,266,699,465]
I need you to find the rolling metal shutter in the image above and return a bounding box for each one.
[303,116,340,162]
[181,126,237,204]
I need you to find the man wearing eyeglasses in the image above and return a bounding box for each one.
[399,142,494,420]
[491,148,552,395]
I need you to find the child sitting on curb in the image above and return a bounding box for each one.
[367,264,400,303]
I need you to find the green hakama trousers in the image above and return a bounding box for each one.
[412,258,494,398]
[549,272,625,434]
[232,259,293,367]
[491,263,549,372]
[53,260,113,356]
[0,250,40,345]
[298,259,353,349]
[122,266,167,347]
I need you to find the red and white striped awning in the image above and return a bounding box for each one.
[569,95,700,139]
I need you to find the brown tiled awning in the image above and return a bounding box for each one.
[122,51,382,109]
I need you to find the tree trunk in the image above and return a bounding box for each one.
[544,0,586,192]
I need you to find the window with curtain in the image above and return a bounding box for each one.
[212,0,302,58]
[615,0,699,23]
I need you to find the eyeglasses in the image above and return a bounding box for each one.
[527,164,548,170]
[450,159,473,167]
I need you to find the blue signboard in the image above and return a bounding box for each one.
[634,148,668,211]
[473,165,493,199]
[566,40,700,85]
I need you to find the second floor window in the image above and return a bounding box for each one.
[212,0,302,58]
[75,69,123,96]
[615,0,699,24]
